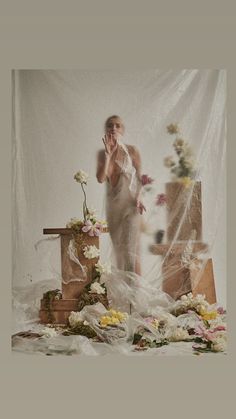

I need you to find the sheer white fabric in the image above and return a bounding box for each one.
[12,70,226,354]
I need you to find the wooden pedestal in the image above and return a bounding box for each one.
[166,181,202,242]
[39,227,107,324]
[39,299,78,325]
[162,258,216,303]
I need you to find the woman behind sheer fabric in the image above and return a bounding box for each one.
[96,115,145,275]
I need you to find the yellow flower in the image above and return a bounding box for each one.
[152,319,159,329]
[199,309,218,320]
[167,123,180,135]
[109,309,117,316]
[178,177,193,188]
[110,317,119,324]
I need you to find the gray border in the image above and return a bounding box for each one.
[1,5,235,415]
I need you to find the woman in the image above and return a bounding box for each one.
[96,115,145,275]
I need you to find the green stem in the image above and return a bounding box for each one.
[81,183,89,221]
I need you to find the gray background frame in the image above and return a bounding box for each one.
[0,2,235,417]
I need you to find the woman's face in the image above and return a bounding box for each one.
[105,118,124,141]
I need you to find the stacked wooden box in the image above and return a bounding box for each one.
[150,182,216,303]
[39,229,100,324]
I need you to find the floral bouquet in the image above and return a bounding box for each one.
[76,260,111,311]
[164,123,197,187]
[66,169,107,235]
[68,304,129,344]
[170,293,227,353]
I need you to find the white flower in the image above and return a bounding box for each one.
[87,207,97,218]
[169,327,190,342]
[95,261,112,275]
[164,156,175,168]
[83,245,100,259]
[66,217,82,228]
[41,327,58,338]
[89,282,106,295]
[167,123,180,135]
[68,311,84,328]
[74,170,89,184]
[212,337,227,352]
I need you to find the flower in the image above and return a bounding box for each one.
[83,245,100,259]
[177,177,193,188]
[169,327,190,342]
[171,293,210,316]
[156,193,167,206]
[100,309,127,328]
[199,309,218,321]
[173,138,185,149]
[167,123,180,135]
[164,156,175,168]
[68,311,84,328]
[66,218,83,228]
[212,337,227,352]
[145,317,159,329]
[141,174,154,186]
[217,307,226,315]
[82,220,102,236]
[74,170,89,184]
[95,261,112,275]
[89,282,106,295]
[41,327,58,338]
[183,158,194,170]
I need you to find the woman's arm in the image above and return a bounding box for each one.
[129,146,146,214]
[96,149,111,183]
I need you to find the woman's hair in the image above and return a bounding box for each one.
[104,115,125,134]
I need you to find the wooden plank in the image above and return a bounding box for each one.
[150,242,208,256]
[43,227,109,235]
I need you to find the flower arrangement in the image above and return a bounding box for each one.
[193,322,227,353]
[75,260,111,312]
[67,170,107,235]
[164,123,196,187]
[64,311,97,338]
[170,292,210,317]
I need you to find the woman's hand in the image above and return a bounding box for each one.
[102,134,118,156]
[136,199,146,215]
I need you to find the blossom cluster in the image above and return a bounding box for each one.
[95,261,111,275]
[74,170,89,184]
[171,292,210,317]
[89,282,106,295]
[193,322,227,352]
[83,245,100,259]
[68,311,89,328]
[99,309,128,328]
[164,124,196,185]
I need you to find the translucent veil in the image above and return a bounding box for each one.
[12,69,226,353]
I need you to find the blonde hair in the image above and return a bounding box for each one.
[104,115,125,134]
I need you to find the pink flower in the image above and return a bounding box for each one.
[82,220,102,237]
[217,307,225,315]
[156,193,167,206]
[141,174,154,186]
[212,325,226,333]
[145,316,154,324]
[194,324,215,342]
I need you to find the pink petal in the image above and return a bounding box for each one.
[82,226,91,232]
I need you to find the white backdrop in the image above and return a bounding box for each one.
[12,69,226,305]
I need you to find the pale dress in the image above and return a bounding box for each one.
[106,147,141,272]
